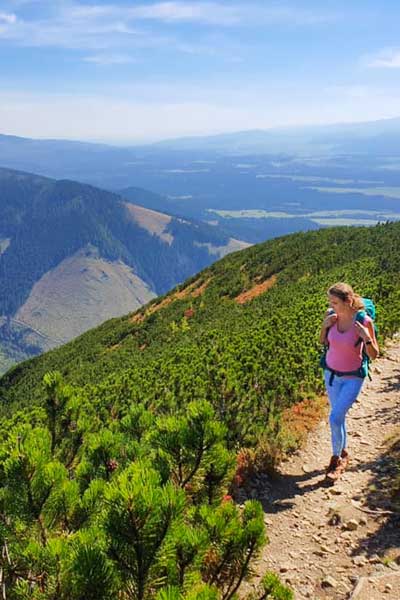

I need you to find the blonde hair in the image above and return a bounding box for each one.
[328,282,364,310]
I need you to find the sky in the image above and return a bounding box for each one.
[1,0,400,143]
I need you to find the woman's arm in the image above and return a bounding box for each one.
[355,320,379,360]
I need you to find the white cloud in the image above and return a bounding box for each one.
[366,48,400,69]
[0,12,17,24]
[83,53,137,65]
[130,2,241,26]
[126,2,335,27]
[0,2,336,52]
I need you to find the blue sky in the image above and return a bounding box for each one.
[1,0,400,142]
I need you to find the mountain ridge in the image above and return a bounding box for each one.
[2,220,400,415]
[0,167,247,373]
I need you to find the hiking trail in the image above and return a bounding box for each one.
[245,335,400,599]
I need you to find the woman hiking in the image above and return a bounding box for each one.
[319,282,379,481]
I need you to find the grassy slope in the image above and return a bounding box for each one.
[1,223,400,439]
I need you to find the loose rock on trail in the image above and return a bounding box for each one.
[246,336,400,599]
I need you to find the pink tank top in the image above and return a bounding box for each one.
[326,316,371,373]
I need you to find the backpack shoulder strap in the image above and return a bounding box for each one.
[354,310,367,347]
[355,310,367,324]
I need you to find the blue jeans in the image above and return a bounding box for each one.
[324,371,364,456]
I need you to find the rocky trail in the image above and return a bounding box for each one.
[247,336,400,599]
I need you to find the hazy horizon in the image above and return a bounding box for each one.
[2,113,400,148]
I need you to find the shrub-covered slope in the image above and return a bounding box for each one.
[1,222,400,426]
[0,223,399,600]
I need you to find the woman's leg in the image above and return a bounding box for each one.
[324,373,364,456]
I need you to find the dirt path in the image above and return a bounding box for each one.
[249,336,400,599]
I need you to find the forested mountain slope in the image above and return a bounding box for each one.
[2,221,400,418]
[0,223,399,599]
[0,168,247,373]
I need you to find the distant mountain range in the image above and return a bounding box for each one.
[152,117,400,155]
[0,168,248,373]
[1,117,400,173]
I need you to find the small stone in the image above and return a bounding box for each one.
[321,576,338,588]
[348,575,359,583]
[353,555,367,566]
[320,544,335,555]
[368,554,381,564]
[279,564,290,573]
[359,516,368,526]
[385,584,393,592]
[374,564,385,572]
[328,487,343,495]
[344,519,359,531]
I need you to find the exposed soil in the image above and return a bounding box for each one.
[245,335,400,599]
[235,275,277,304]
[131,277,212,323]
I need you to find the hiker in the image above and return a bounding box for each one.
[319,282,379,481]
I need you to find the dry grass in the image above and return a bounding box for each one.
[232,396,328,488]
[130,277,212,324]
[105,343,122,353]
[234,275,277,305]
[280,395,328,450]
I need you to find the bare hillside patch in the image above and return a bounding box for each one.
[194,238,250,259]
[131,277,212,324]
[0,238,10,255]
[235,274,277,304]
[125,202,173,244]
[16,246,155,344]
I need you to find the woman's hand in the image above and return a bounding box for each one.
[354,321,370,341]
[319,311,337,344]
[322,311,337,329]
[355,320,379,359]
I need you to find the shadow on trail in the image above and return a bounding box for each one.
[246,358,400,531]
[258,467,330,514]
[379,362,400,394]
[352,364,400,561]
[351,439,400,560]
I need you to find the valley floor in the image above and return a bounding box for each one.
[246,335,400,599]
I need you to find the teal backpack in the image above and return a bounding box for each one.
[320,297,377,386]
